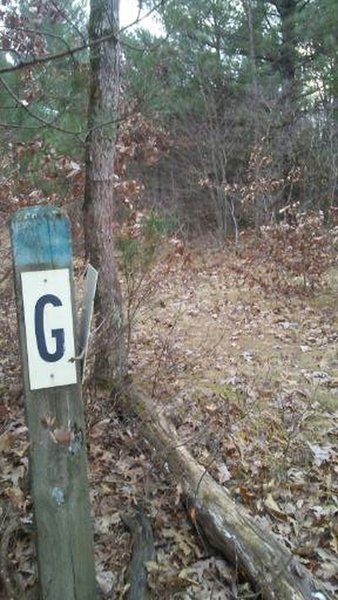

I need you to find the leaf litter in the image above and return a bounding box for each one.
[1,230,338,597]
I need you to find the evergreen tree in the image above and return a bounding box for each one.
[124,0,338,230]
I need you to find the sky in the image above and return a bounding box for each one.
[120,0,164,35]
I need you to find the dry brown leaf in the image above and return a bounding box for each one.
[264,493,287,520]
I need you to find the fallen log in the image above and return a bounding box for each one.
[118,386,330,600]
[122,503,155,600]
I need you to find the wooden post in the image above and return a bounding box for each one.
[10,206,97,600]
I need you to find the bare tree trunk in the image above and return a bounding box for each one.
[83,0,126,384]
[119,386,331,600]
[242,0,258,100]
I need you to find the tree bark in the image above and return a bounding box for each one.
[83,0,126,384]
[119,386,331,600]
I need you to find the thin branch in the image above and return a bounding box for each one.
[121,33,169,54]
[0,121,46,130]
[0,25,79,68]
[119,0,167,35]
[48,0,87,44]
[0,33,107,75]
[0,75,83,137]
[0,94,140,139]
[0,0,168,75]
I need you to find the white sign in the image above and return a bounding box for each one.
[78,264,98,381]
[21,269,77,390]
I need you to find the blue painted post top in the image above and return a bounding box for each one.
[10,206,77,389]
[10,205,72,269]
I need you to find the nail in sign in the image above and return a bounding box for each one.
[21,268,77,390]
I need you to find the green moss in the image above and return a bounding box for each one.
[312,389,338,412]
[212,382,246,406]
[135,400,146,415]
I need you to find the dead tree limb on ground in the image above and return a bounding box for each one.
[122,503,155,600]
[118,386,330,600]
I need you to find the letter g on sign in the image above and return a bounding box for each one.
[34,294,65,362]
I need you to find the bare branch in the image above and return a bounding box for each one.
[0,32,108,75]
[48,0,87,44]
[0,75,83,137]
[0,25,79,68]
[0,121,45,130]
[119,0,167,35]
[0,0,168,75]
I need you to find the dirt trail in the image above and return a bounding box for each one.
[129,246,338,595]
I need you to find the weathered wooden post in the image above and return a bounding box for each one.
[10,206,97,600]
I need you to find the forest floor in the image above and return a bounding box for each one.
[1,230,338,599]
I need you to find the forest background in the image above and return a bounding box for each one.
[1,0,338,598]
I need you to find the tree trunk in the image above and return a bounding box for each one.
[83,0,126,384]
[119,386,331,600]
[275,0,301,207]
